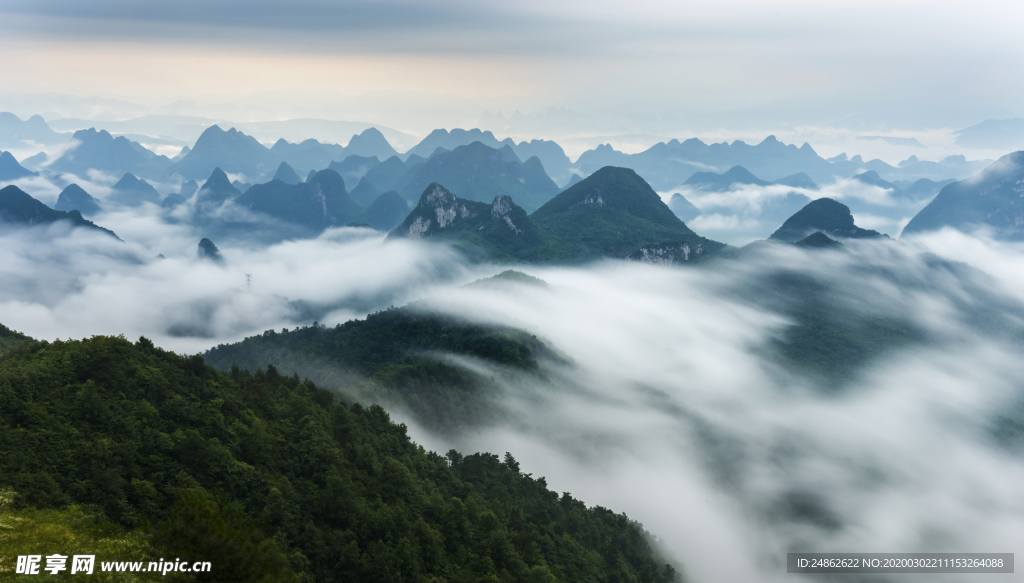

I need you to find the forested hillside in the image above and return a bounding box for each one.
[204,306,557,433]
[0,334,676,582]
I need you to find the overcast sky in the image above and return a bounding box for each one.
[1,0,1023,137]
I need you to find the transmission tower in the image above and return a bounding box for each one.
[245,274,252,292]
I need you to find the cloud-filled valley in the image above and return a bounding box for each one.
[4,98,1024,583]
[6,1,1024,580]
[6,188,1024,581]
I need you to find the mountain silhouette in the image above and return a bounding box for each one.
[0,151,36,180]
[197,237,225,263]
[769,198,885,242]
[358,191,409,231]
[49,128,170,179]
[54,184,103,216]
[108,173,161,206]
[902,151,1024,239]
[397,142,559,213]
[328,155,380,196]
[344,127,399,160]
[684,165,771,191]
[234,169,360,230]
[774,172,817,189]
[668,193,701,222]
[272,161,302,185]
[166,125,274,181]
[0,185,118,238]
[0,112,67,148]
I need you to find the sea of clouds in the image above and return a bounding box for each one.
[2,190,1023,582]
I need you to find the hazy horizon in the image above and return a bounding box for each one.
[3,0,1024,163]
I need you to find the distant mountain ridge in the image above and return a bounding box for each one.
[572,135,990,192]
[395,141,560,213]
[684,165,771,190]
[0,151,36,181]
[166,126,406,182]
[0,185,118,238]
[954,119,1024,150]
[403,128,574,184]
[902,151,1024,239]
[212,166,407,232]
[390,166,725,264]
[0,112,68,149]
[48,128,171,179]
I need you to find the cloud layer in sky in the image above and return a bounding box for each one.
[2,0,1023,134]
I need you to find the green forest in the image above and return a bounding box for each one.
[203,300,558,435]
[0,331,678,582]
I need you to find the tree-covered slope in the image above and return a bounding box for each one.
[530,167,725,262]
[205,304,555,431]
[0,323,30,357]
[0,334,676,583]
[768,198,885,242]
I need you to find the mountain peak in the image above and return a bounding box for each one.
[197,237,224,263]
[205,167,231,187]
[0,151,36,180]
[852,170,898,191]
[533,166,690,227]
[773,172,817,190]
[196,167,240,205]
[0,185,118,238]
[113,172,142,189]
[418,182,458,208]
[345,127,398,160]
[71,128,114,142]
[684,165,770,190]
[272,161,302,185]
[55,183,103,216]
[769,198,885,242]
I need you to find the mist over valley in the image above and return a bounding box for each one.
[4,2,1024,581]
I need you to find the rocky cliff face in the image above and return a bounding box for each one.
[399,183,487,240]
[387,184,544,261]
[490,195,527,235]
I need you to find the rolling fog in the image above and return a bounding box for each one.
[3,202,1024,581]
[665,178,935,245]
[409,236,1024,582]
